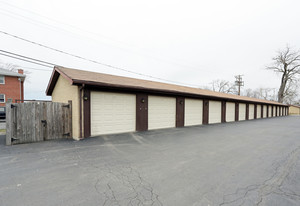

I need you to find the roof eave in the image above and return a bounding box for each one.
[45,66,73,96]
[72,79,286,106]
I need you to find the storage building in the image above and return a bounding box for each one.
[46,66,288,140]
[289,105,300,115]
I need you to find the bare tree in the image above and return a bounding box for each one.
[244,87,277,101]
[210,79,237,94]
[283,79,300,104]
[266,46,300,103]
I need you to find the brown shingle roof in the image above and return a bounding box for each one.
[46,66,285,106]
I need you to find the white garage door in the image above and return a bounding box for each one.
[91,92,136,136]
[263,105,267,118]
[185,98,203,126]
[209,101,221,124]
[148,96,176,130]
[239,103,246,121]
[273,106,276,117]
[257,105,261,118]
[226,102,235,122]
[268,105,272,117]
[249,104,254,120]
[277,106,280,116]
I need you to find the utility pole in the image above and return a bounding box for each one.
[235,75,244,95]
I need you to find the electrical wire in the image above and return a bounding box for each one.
[0,1,217,74]
[0,31,203,87]
[18,66,52,72]
[0,50,56,66]
[0,52,53,68]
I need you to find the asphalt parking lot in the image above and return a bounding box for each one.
[0,116,299,206]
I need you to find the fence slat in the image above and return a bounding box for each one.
[5,103,11,145]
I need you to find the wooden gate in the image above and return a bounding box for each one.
[6,101,72,145]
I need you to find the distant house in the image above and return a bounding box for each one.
[0,68,26,119]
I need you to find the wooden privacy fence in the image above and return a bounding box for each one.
[6,101,72,145]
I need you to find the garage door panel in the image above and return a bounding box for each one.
[148,96,176,130]
[185,98,203,126]
[239,103,246,121]
[91,92,136,136]
[263,105,267,118]
[257,105,261,118]
[209,101,221,124]
[249,104,254,120]
[226,102,235,122]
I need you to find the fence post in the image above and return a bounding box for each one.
[68,100,72,138]
[6,103,12,145]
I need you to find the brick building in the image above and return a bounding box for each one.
[0,68,26,119]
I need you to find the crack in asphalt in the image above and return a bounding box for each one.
[71,146,162,205]
[98,164,163,206]
[219,146,300,206]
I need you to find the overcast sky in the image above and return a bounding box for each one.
[0,0,299,100]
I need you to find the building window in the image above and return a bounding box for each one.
[0,76,4,84]
[0,107,5,119]
[0,94,5,103]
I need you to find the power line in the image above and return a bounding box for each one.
[19,66,52,72]
[0,52,54,68]
[0,1,218,74]
[0,31,204,88]
[0,50,56,66]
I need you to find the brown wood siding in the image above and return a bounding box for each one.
[235,103,239,121]
[203,99,209,124]
[246,103,249,120]
[136,94,148,131]
[254,104,257,119]
[83,89,91,138]
[221,101,226,123]
[176,97,185,127]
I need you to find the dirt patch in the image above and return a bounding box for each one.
[0,129,5,135]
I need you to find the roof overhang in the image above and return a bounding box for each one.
[46,66,73,96]
[46,66,287,107]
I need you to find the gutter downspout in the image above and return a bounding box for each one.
[79,84,85,139]
[18,78,24,103]
[18,78,21,103]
